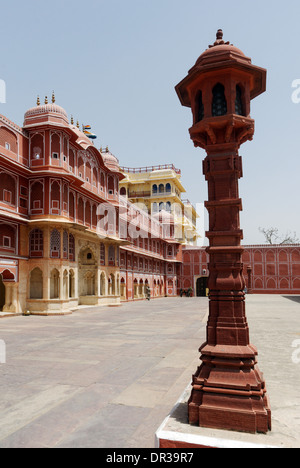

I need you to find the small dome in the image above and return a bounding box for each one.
[194,30,251,68]
[25,103,68,119]
[101,148,120,171]
[24,97,69,127]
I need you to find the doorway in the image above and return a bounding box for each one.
[0,275,5,310]
[196,277,208,297]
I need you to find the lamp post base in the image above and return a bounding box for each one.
[188,347,271,434]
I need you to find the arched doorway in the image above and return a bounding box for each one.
[50,269,60,299]
[78,247,97,301]
[30,267,43,299]
[120,277,126,300]
[196,277,208,297]
[0,275,5,311]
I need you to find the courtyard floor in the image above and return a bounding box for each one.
[0,295,299,448]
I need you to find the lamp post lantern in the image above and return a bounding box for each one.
[175,30,271,433]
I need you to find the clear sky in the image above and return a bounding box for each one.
[1,0,299,245]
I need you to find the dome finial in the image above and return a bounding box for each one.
[209,29,231,48]
[37,95,40,106]
[52,91,55,103]
[70,115,74,125]
[216,29,223,40]
[45,96,48,104]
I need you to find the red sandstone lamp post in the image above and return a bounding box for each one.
[175,30,271,433]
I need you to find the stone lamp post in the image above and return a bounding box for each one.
[175,30,271,433]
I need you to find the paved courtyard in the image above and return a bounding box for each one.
[0,295,299,448]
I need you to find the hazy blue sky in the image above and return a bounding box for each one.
[1,0,299,245]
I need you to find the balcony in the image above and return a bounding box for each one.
[120,164,181,174]
[128,191,151,198]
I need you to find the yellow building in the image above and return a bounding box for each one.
[119,164,200,245]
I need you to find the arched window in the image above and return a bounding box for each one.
[100,243,105,265]
[120,187,127,196]
[50,229,61,258]
[159,202,164,212]
[30,133,44,162]
[85,162,91,183]
[78,197,84,224]
[69,234,75,261]
[51,133,60,161]
[152,184,157,195]
[78,157,84,178]
[69,192,75,221]
[0,223,16,253]
[63,184,68,214]
[235,85,244,116]
[0,173,16,206]
[69,149,75,172]
[152,203,158,213]
[50,180,61,214]
[63,230,68,259]
[212,83,227,117]
[85,201,91,227]
[108,245,115,266]
[92,204,97,228]
[159,184,164,194]
[197,90,204,122]
[108,176,114,195]
[0,127,18,153]
[166,183,171,193]
[29,229,43,257]
[100,172,105,192]
[166,201,171,213]
[30,181,44,213]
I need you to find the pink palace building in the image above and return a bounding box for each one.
[0,96,182,315]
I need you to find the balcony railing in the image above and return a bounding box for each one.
[128,190,177,198]
[128,191,151,198]
[120,164,181,175]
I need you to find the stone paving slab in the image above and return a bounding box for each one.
[156,295,300,449]
[0,297,206,448]
[0,295,299,448]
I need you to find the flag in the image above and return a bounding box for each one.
[83,125,97,139]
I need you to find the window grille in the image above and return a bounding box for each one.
[63,230,68,259]
[197,91,204,121]
[50,229,61,258]
[212,83,227,117]
[235,85,244,116]
[69,234,75,261]
[100,243,105,265]
[30,229,43,257]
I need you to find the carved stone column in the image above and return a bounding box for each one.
[175,30,271,433]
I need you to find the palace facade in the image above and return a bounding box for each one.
[0,97,182,315]
[119,165,200,245]
[180,244,300,296]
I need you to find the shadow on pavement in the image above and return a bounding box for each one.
[283,296,300,304]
